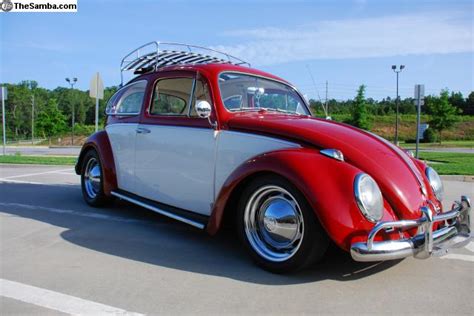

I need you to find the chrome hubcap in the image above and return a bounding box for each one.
[84,157,101,199]
[244,185,304,262]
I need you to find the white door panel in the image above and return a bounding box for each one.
[135,125,215,215]
[106,123,138,193]
[214,131,300,198]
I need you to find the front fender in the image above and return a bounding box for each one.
[207,147,398,250]
[76,130,117,196]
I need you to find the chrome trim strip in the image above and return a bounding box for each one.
[111,191,206,229]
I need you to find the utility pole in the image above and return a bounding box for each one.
[31,93,35,144]
[391,65,405,145]
[1,86,7,156]
[325,80,328,118]
[65,77,78,145]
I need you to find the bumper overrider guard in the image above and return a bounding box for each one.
[351,196,472,262]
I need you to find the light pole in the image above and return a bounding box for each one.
[28,82,35,145]
[65,77,77,145]
[391,65,405,145]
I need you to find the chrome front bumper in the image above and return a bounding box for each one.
[351,196,472,262]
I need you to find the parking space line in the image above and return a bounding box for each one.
[0,178,44,185]
[440,254,474,262]
[0,278,144,316]
[1,168,73,180]
[0,202,146,225]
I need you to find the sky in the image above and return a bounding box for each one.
[1,0,473,101]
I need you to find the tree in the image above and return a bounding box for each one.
[351,85,370,130]
[36,98,66,144]
[465,91,474,115]
[449,91,467,114]
[425,89,459,143]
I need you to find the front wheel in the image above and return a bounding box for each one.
[81,150,109,207]
[237,175,329,273]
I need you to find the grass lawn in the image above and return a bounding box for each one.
[418,152,474,175]
[0,152,471,175]
[0,155,76,165]
[401,140,474,149]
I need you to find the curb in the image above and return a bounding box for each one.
[441,175,474,182]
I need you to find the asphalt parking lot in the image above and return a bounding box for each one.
[1,164,473,315]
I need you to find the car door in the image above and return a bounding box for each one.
[134,73,216,216]
[105,80,147,193]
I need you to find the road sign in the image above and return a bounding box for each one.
[89,73,104,132]
[0,86,7,100]
[414,84,425,158]
[89,73,104,100]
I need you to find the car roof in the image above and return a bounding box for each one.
[131,63,291,86]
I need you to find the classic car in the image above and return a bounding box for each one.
[76,42,471,273]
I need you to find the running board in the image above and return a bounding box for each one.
[111,190,207,230]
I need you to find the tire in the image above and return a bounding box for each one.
[237,175,329,273]
[81,150,109,207]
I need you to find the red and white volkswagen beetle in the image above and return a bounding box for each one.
[76,42,471,273]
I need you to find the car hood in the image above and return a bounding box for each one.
[226,113,430,220]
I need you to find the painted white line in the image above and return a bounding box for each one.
[440,254,474,262]
[0,202,146,225]
[0,278,144,315]
[0,178,44,185]
[1,168,72,180]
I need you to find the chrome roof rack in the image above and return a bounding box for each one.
[120,41,250,85]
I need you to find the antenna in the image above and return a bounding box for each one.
[305,65,327,117]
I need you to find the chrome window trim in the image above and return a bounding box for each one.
[149,76,194,117]
[105,80,147,116]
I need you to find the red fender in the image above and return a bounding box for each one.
[207,148,399,250]
[75,131,117,196]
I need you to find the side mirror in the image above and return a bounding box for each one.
[195,100,212,118]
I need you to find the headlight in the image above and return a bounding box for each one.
[425,167,444,201]
[354,173,384,223]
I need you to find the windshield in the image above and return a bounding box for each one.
[218,73,310,115]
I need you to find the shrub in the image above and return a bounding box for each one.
[423,128,437,143]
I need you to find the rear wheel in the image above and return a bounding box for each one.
[237,175,328,273]
[81,150,109,207]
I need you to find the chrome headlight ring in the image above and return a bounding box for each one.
[354,173,384,223]
[425,167,444,201]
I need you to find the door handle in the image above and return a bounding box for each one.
[136,127,151,134]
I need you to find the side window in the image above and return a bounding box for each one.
[105,81,147,115]
[150,78,193,115]
[189,79,212,117]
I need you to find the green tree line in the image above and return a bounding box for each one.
[0,80,472,143]
[0,81,118,142]
[309,90,474,117]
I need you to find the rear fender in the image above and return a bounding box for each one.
[75,130,117,196]
[207,147,398,250]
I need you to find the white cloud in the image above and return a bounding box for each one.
[211,11,473,66]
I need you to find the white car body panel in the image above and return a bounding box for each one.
[134,124,216,215]
[106,123,138,193]
[214,131,300,200]
[109,124,299,216]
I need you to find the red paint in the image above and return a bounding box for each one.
[207,148,400,250]
[224,113,437,221]
[80,62,442,251]
[76,131,117,196]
